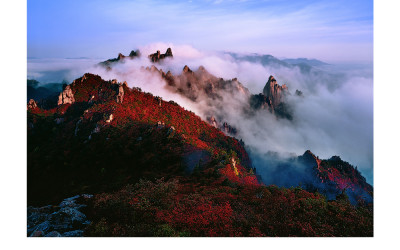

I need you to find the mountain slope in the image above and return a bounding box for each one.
[27,73,373,237]
[28,73,254,206]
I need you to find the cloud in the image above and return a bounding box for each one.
[27,43,373,184]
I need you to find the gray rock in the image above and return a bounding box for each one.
[63,230,84,237]
[82,194,93,199]
[27,194,92,236]
[30,230,44,237]
[33,221,52,233]
[59,195,80,208]
[45,231,62,237]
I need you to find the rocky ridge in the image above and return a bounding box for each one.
[149,48,173,62]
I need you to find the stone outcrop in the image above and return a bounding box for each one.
[106,114,114,123]
[149,48,173,62]
[262,75,288,107]
[27,194,93,237]
[57,85,75,105]
[27,99,38,110]
[116,84,124,103]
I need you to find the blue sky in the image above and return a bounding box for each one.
[28,0,373,62]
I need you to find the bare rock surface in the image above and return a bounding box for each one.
[57,85,75,105]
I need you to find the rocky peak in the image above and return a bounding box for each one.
[129,50,140,57]
[165,48,173,57]
[299,150,320,170]
[117,53,126,60]
[262,75,288,107]
[183,65,192,73]
[57,85,75,105]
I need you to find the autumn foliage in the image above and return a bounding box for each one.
[28,73,372,237]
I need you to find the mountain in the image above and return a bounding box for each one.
[27,72,372,237]
[99,50,141,70]
[27,79,62,103]
[228,52,343,91]
[227,52,291,68]
[283,151,372,204]
[28,73,254,206]
[281,58,329,67]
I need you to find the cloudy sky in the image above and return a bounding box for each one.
[28,0,372,62]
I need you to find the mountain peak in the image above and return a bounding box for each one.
[117,53,125,60]
[183,65,192,73]
[262,75,288,107]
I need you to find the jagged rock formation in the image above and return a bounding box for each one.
[57,85,75,105]
[148,48,173,62]
[250,75,292,120]
[27,99,38,110]
[146,64,250,102]
[99,50,141,70]
[262,75,288,107]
